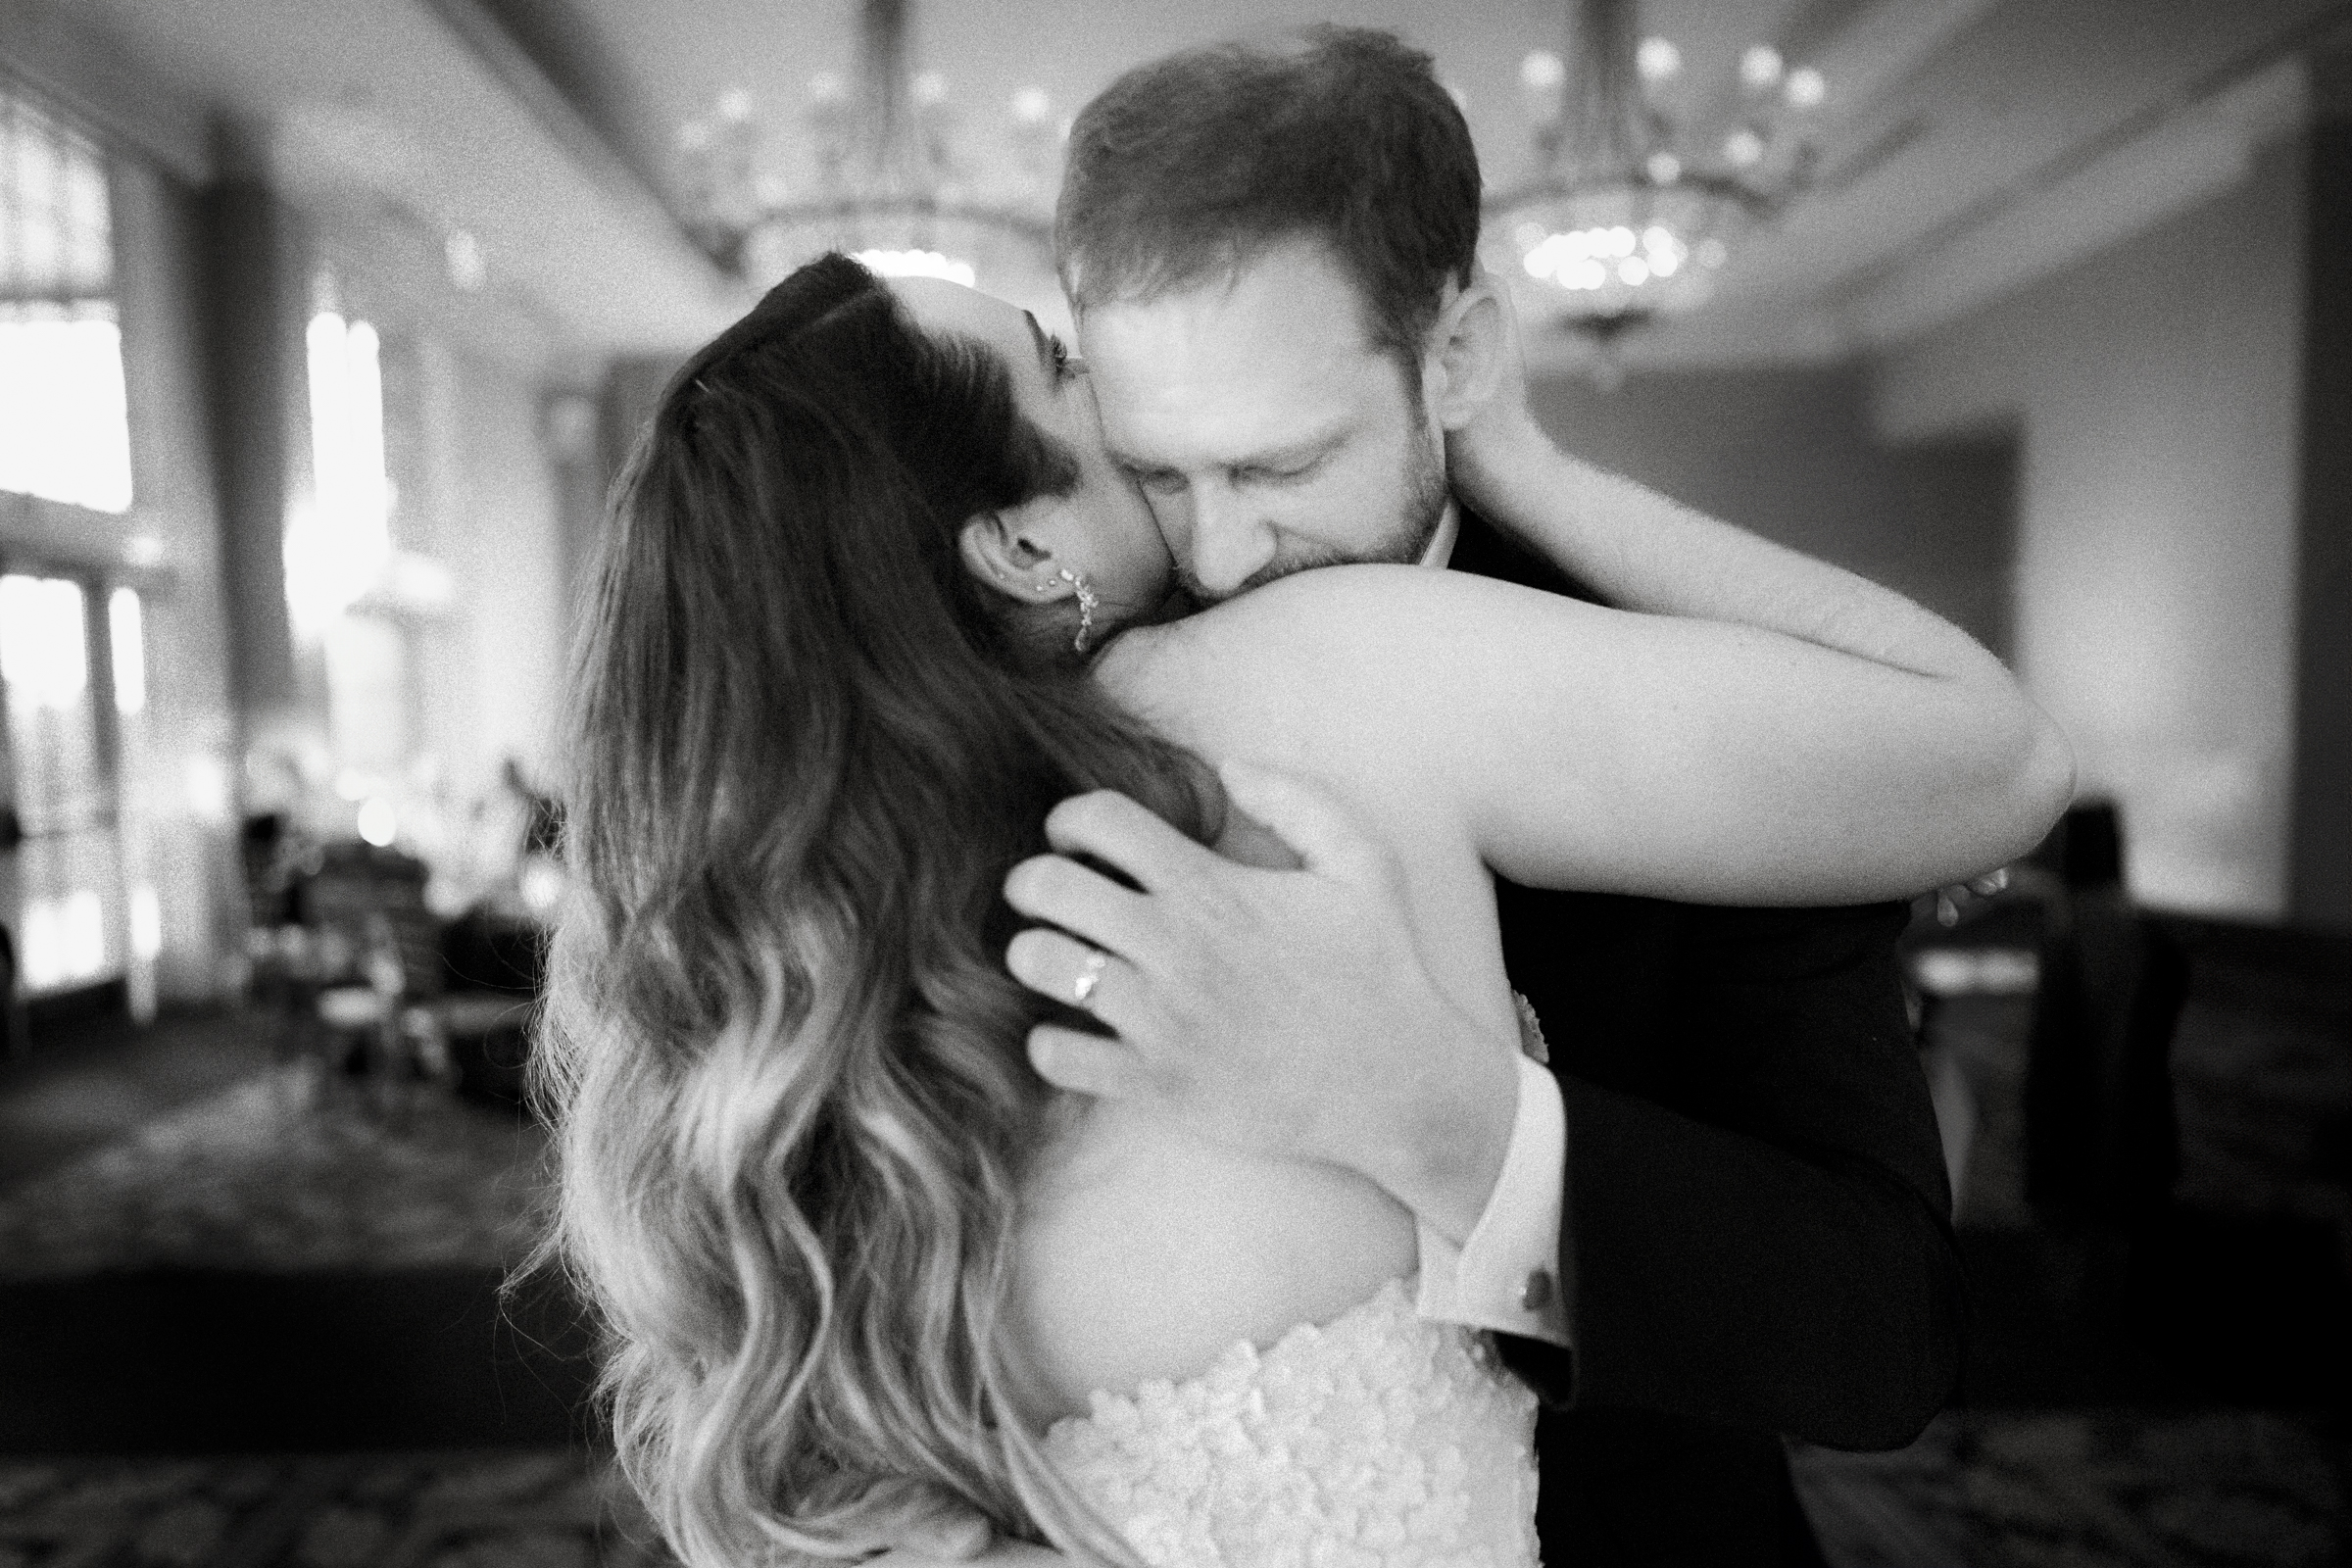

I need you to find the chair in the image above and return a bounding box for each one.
[0,919,23,1061]
[2022,803,2191,1225]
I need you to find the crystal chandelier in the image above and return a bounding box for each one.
[1484,0,1827,351]
[676,0,1061,301]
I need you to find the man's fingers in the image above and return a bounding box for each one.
[1041,790,1220,893]
[1005,927,1145,1032]
[1003,853,1153,955]
[1215,760,1386,880]
[1027,1023,1146,1099]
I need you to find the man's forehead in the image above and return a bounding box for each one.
[1090,340,1364,466]
[1077,237,1384,360]
[1087,271,1387,447]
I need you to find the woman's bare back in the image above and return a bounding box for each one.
[1002,603,1523,1427]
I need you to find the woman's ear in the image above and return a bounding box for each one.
[957,510,1058,601]
[957,513,1023,599]
[1422,272,1511,433]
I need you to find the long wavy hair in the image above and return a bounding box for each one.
[529,254,1215,1566]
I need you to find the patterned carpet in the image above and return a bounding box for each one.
[0,1044,2344,1565]
[1796,1410,2352,1568]
[0,1450,671,1568]
[3,1414,2342,1568]
[0,1066,546,1279]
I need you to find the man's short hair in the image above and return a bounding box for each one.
[1056,26,1482,368]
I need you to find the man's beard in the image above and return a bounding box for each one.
[1177,426,1450,607]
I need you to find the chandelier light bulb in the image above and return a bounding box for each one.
[444,229,486,292]
[1636,37,1682,83]
[1739,46,1785,90]
[718,87,755,122]
[1010,86,1052,124]
[911,71,947,107]
[809,71,847,106]
[1520,49,1566,125]
[1618,257,1648,285]
[1644,151,1682,185]
[854,248,975,286]
[1724,127,1767,168]
[357,797,398,849]
[1785,67,1827,109]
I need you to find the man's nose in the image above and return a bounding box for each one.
[1185,485,1277,599]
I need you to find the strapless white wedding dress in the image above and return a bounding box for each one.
[1041,1277,1542,1568]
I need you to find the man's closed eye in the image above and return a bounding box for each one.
[1127,466,1190,496]
[1237,456,1324,486]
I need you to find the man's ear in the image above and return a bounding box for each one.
[1422,272,1510,432]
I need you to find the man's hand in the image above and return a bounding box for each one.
[1932,866,2014,927]
[1001,760,1522,1243]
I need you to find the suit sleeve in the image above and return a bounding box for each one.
[1497,901,1965,1451]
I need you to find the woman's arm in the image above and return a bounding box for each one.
[1117,554,2072,905]
[1453,411,2030,696]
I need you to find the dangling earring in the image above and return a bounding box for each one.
[1056,567,1100,653]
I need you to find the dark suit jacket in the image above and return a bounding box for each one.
[1449,511,1965,1565]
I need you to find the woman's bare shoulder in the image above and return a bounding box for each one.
[1099,564,1588,764]
[1162,564,1555,646]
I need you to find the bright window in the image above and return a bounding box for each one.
[286,312,391,629]
[0,85,132,514]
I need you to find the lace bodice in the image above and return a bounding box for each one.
[1041,1277,1541,1568]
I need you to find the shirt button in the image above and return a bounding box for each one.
[1519,1269,1554,1312]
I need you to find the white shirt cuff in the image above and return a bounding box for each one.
[1415,1052,1570,1346]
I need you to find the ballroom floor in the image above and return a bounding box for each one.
[0,993,2345,1567]
[0,1449,668,1568]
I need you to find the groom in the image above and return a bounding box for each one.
[985,28,1963,1568]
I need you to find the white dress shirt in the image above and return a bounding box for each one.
[1409,504,1572,1348]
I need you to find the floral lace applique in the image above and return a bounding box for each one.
[1042,1277,1541,1568]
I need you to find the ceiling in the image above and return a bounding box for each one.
[32,0,2352,372]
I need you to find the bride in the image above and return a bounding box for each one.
[533,253,2068,1568]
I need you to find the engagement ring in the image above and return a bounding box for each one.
[1073,949,1108,1006]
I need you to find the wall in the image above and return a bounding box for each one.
[408,335,569,810]
[2289,55,2352,932]
[1873,138,2307,920]
[1526,365,2018,660]
[113,158,242,1002]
